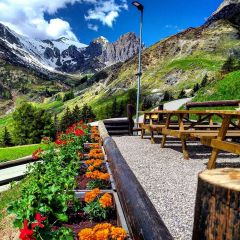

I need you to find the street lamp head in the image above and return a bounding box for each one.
[132,1,144,11]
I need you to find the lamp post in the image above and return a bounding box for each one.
[132,1,144,128]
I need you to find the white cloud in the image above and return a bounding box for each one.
[0,0,81,40]
[87,23,99,31]
[85,0,128,27]
[0,0,128,41]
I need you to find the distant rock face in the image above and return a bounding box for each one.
[102,32,140,64]
[206,0,240,26]
[0,23,140,75]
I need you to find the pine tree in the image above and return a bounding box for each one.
[193,83,200,93]
[72,105,82,123]
[81,104,96,123]
[117,101,125,117]
[162,91,173,102]
[53,114,60,137]
[12,103,54,145]
[178,89,186,99]
[1,127,12,147]
[221,56,234,74]
[111,98,118,118]
[60,107,73,131]
[201,74,208,88]
[63,91,74,102]
[141,98,152,111]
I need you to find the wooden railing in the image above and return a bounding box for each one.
[99,121,173,240]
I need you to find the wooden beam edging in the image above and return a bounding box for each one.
[186,100,240,109]
[0,155,34,170]
[0,174,25,186]
[98,121,173,239]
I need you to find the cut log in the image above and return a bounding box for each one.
[193,168,240,240]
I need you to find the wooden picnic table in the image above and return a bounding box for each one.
[141,110,240,169]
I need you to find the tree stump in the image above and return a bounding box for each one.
[193,168,240,240]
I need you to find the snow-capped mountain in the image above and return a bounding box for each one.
[0,23,140,77]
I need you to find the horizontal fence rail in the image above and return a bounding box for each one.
[186,100,240,109]
[0,155,33,170]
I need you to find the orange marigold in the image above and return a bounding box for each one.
[93,160,103,167]
[84,188,100,203]
[86,170,109,181]
[93,223,112,232]
[95,229,110,240]
[78,228,94,240]
[99,172,110,181]
[111,227,127,240]
[79,224,127,240]
[84,159,95,165]
[88,165,94,172]
[99,193,113,208]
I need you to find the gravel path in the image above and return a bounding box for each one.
[113,136,240,240]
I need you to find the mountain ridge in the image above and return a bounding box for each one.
[0,23,140,75]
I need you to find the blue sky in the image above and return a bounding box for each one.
[46,0,223,46]
[0,0,223,47]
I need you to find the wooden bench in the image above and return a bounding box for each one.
[159,110,240,168]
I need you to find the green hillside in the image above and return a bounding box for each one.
[193,71,240,102]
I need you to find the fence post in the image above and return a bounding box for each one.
[127,104,134,135]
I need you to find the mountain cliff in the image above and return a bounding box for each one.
[206,0,240,25]
[0,24,140,75]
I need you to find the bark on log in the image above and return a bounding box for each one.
[192,168,240,240]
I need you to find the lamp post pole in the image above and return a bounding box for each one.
[132,1,144,128]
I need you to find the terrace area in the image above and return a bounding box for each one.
[113,135,240,239]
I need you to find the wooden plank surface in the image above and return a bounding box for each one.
[211,139,240,155]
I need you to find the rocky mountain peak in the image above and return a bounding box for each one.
[206,0,240,25]
[92,36,109,45]
[102,32,140,64]
[0,23,21,45]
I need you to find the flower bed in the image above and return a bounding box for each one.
[7,122,128,239]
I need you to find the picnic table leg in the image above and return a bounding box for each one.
[179,113,190,160]
[207,116,231,169]
[161,113,171,148]
[181,138,189,160]
[141,129,145,139]
[150,129,155,144]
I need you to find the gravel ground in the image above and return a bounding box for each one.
[113,135,240,240]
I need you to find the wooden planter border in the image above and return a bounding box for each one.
[98,121,173,240]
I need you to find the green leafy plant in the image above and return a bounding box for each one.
[83,190,113,220]
[8,121,91,238]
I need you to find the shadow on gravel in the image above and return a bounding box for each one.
[142,136,240,162]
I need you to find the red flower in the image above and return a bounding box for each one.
[74,128,85,136]
[31,213,46,229]
[32,148,44,160]
[55,139,67,145]
[19,220,35,240]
